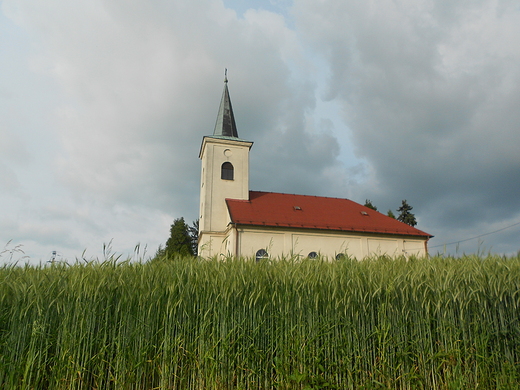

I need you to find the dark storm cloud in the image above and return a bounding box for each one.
[294,0,520,252]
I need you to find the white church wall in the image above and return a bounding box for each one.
[403,239,427,257]
[367,238,400,257]
[235,226,428,260]
[291,233,363,259]
[238,230,286,258]
[198,233,227,258]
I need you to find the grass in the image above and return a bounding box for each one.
[1,254,520,389]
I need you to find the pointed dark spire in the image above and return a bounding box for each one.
[213,70,239,138]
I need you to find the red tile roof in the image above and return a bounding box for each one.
[226,191,432,238]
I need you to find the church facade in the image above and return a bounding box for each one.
[198,79,432,260]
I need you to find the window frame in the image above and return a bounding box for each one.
[221,162,234,180]
[255,249,268,262]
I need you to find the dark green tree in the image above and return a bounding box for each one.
[397,200,417,226]
[387,209,396,219]
[188,219,199,256]
[364,199,378,211]
[164,217,195,257]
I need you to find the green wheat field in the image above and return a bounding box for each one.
[1,254,520,389]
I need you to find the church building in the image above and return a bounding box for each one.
[198,78,432,260]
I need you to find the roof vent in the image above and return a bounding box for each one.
[294,206,302,211]
[361,211,369,216]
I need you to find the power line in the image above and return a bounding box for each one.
[430,220,520,249]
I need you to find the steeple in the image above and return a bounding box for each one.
[213,70,239,138]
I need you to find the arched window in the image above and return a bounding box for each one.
[221,162,234,180]
[308,251,318,259]
[256,249,268,262]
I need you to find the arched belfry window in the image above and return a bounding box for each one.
[221,162,234,180]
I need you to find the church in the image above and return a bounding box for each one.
[198,78,432,260]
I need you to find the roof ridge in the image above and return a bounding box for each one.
[249,190,353,201]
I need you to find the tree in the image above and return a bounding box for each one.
[397,200,417,226]
[164,217,195,257]
[387,209,396,219]
[187,219,199,256]
[155,218,199,258]
[364,199,378,211]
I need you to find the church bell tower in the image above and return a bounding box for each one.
[198,75,253,256]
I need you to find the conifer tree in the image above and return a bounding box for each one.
[397,200,417,226]
[188,219,199,256]
[364,199,378,211]
[164,217,194,257]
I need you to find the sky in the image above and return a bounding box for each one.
[1,0,520,264]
